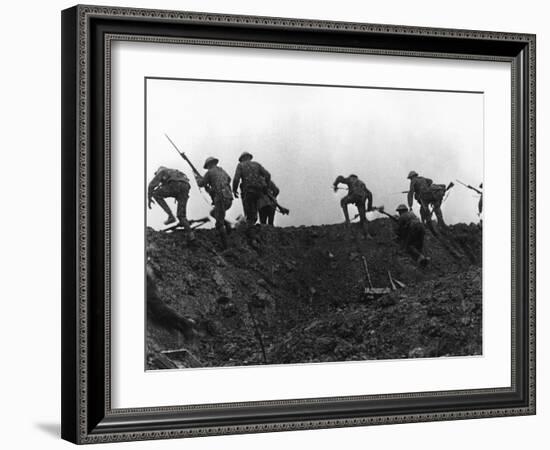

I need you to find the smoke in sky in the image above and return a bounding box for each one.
[146,78,483,230]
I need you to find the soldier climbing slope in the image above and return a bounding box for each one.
[232,152,271,225]
[257,180,280,226]
[148,166,195,240]
[394,204,429,267]
[407,170,448,233]
[333,174,373,238]
[196,157,234,249]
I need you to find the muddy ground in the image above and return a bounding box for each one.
[146,218,482,370]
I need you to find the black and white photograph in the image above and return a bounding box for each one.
[145,78,484,370]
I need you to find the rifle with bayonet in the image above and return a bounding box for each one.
[456,179,482,195]
[165,134,212,197]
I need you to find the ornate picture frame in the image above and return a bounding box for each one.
[61,5,535,444]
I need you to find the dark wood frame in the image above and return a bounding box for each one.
[61,4,536,444]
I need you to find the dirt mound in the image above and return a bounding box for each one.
[146,218,482,369]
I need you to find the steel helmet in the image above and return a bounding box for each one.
[238,151,253,162]
[396,204,408,212]
[407,170,418,179]
[203,157,219,169]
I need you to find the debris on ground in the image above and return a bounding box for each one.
[146,218,482,369]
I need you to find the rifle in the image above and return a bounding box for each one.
[456,179,482,195]
[165,134,212,198]
[266,192,290,215]
[353,206,397,222]
[373,205,398,222]
[164,133,203,179]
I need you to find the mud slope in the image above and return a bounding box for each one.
[146,218,482,369]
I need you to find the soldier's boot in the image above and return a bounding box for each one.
[164,215,177,225]
[153,196,177,225]
[177,217,195,241]
[341,204,351,225]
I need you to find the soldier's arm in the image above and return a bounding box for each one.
[232,164,241,194]
[259,164,271,184]
[407,180,414,209]
[365,189,373,212]
[270,181,280,197]
[148,171,163,197]
[196,171,208,188]
[333,175,345,189]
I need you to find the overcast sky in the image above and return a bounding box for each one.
[145,78,483,230]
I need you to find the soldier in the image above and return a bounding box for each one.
[333,174,373,238]
[257,180,280,226]
[394,204,429,266]
[148,166,194,239]
[407,170,447,232]
[232,152,271,225]
[196,157,233,249]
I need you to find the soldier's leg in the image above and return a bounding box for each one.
[433,199,447,229]
[340,196,352,223]
[405,230,424,263]
[258,206,268,224]
[175,193,196,241]
[152,185,176,224]
[267,207,276,226]
[419,198,437,235]
[211,202,228,249]
[243,191,259,225]
[356,201,371,238]
[224,198,233,235]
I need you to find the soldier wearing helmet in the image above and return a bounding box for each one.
[333,174,373,238]
[148,166,195,240]
[232,152,272,225]
[407,170,447,233]
[196,157,233,248]
[395,204,428,266]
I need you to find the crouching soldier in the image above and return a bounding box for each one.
[407,170,447,234]
[395,204,429,266]
[333,174,373,238]
[148,166,194,240]
[196,157,233,249]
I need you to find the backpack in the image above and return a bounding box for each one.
[240,161,267,192]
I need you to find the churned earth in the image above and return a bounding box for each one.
[145,218,482,370]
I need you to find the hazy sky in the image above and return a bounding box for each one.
[146,78,483,230]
